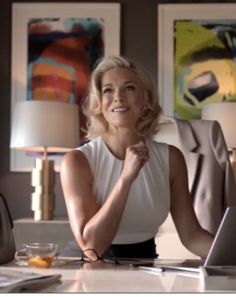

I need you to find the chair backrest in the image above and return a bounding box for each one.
[0,193,16,264]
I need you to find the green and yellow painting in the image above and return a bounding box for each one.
[174,20,236,119]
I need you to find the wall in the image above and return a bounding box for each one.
[0,0,235,220]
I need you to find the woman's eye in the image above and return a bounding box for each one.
[126,85,135,91]
[102,88,113,94]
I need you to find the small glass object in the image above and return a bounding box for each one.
[15,243,58,268]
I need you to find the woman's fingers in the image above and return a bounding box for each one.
[133,143,149,159]
[121,142,149,182]
[128,145,149,166]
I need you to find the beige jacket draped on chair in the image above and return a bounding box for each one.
[156,117,236,235]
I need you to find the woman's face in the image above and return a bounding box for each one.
[100,67,147,130]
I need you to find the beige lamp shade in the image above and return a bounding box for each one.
[202,102,236,150]
[10,100,79,152]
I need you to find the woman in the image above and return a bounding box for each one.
[60,56,214,261]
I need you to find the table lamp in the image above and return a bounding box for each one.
[202,102,236,179]
[10,100,79,220]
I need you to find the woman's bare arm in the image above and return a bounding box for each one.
[169,145,214,258]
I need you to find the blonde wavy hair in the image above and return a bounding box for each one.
[83,56,162,140]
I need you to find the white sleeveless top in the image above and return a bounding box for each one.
[76,137,170,244]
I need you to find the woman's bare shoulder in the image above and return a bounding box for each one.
[168,145,188,180]
[61,149,90,171]
[169,144,185,161]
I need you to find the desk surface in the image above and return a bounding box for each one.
[2,258,235,293]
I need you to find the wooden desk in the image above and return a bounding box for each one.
[2,259,232,293]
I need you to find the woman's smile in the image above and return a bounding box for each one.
[111,106,129,113]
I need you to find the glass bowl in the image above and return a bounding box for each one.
[22,243,58,268]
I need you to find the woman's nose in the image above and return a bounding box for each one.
[114,89,124,102]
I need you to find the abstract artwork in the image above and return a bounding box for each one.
[27,18,103,104]
[158,4,236,119]
[27,17,104,139]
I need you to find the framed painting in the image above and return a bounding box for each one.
[158,4,236,119]
[11,3,120,172]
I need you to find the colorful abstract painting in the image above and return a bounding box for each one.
[174,20,236,119]
[27,18,104,141]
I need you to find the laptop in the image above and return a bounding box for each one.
[141,206,236,273]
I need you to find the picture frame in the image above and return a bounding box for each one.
[158,4,236,119]
[11,2,120,172]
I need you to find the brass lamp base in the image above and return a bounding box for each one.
[31,158,55,221]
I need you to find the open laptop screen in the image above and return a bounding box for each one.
[205,206,236,266]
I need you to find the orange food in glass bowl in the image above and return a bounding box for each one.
[24,243,58,268]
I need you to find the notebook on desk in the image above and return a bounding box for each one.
[152,206,236,273]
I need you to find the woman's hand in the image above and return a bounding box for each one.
[121,141,149,182]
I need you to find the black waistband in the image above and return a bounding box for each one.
[104,238,158,259]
